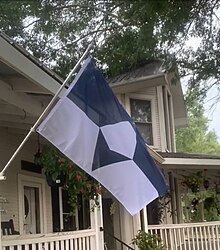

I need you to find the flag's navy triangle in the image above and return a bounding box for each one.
[92,129,131,171]
[133,135,169,196]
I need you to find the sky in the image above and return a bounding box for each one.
[183,35,220,142]
[204,86,220,141]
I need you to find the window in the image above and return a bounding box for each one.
[130,98,153,145]
[51,187,90,232]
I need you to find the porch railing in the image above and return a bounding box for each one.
[2,229,96,250]
[148,221,220,250]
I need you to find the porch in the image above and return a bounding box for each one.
[149,221,220,250]
[2,221,220,250]
[1,229,97,250]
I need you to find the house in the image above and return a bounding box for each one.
[1,32,220,250]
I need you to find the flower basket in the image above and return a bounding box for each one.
[35,145,101,210]
[45,174,65,187]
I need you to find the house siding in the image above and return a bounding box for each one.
[116,86,162,151]
[0,129,53,233]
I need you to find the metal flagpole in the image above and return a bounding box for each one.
[0,43,93,180]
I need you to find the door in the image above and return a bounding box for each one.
[23,186,41,234]
[18,175,45,234]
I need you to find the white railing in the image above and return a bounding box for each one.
[148,221,220,250]
[2,229,97,250]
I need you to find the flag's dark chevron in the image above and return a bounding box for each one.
[67,59,133,127]
[92,129,131,171]
[133,135,169,196]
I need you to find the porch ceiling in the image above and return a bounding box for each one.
[0,62,51,133]
[0,32,63,134]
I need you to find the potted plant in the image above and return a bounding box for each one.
[36,145,101,211]
[132,230,166,250]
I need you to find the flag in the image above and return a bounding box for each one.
[37,57,168,215]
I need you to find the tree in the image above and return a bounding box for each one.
[176,88,220,154]
[0,0,220,97]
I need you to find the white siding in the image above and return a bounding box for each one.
[117,87,162,151]
[0,128,53,233]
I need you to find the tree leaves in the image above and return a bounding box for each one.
[0,0,220,93]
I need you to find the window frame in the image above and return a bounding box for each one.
[125,94,157,147]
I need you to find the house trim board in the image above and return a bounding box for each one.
[111,74,166,94]
[0,35,64,97]
[163,158,220,168]
[156,86,167,151]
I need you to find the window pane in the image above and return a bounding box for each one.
[130,99,152,123]
[136,122,153,145]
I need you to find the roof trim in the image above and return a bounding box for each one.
[0,32,63,84]
[0,33,65,96]
[162,157,220,169]
[148,146,165,164]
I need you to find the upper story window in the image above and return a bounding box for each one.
[130,98,153,145]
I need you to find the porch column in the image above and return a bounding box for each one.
[90,195,104,250]
[174,178,183,223]
[142,207,148,232]
[168,172,177,223]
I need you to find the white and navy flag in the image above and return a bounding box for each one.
[37,57,169,215]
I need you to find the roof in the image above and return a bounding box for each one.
[109,60,166,86]
[159,152,220,169]
[160,152,220,160]
[0,32,63,84]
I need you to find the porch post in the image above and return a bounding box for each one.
[174,178,183,223]
[142,207,148,232]
[168,172,177,224]
[90,195,104,250]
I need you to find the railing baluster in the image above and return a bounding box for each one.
[86,236,90,250]
[65,239,69,250]
[211,226,216,250]
[216,225,220,250]
[199,226,204,250]
[44,242,49,250]
[207,225,212,250]
[50,241,54,250]
[204,226,208,250]
[70,238,74,250]
[164,228,168,248]
[169,228,174,250]
[32,243,37,250]
[74,238,78,250]
[60,240,64,250]
[195,226,199,250]
[186,227,191,250]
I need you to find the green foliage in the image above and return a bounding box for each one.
[182,171,207,193]
[37,144,101,211]
[183,190,220,222]
[0,0,220,93]
[132,230,166,250]
[176,89,220,154]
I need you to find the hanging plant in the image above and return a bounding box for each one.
[182,172,206,193]
[36,145,101,211]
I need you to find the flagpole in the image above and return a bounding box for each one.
[0,43,93,180]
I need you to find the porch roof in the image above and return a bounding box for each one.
[159,152,220,169]
[0,32,64,134]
